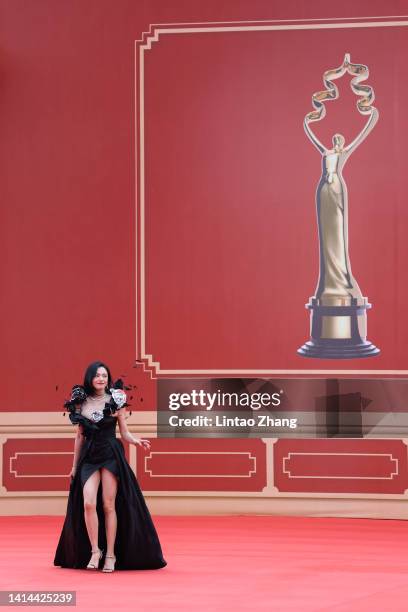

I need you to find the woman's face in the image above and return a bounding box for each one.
[92,366,109,394]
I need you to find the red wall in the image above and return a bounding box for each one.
[1,0,407,411]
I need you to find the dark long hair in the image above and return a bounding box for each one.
[83,361,112,396]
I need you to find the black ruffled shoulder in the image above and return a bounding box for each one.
[63,385,88,426]
[104,378,130,415]
[64,385,87,411]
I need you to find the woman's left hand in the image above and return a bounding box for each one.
[133,437,151,450]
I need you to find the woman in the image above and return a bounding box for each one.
[303,53,379,303]
[54,361,167,571]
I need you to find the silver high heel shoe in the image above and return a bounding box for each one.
[102,555,116,573]
[86,548,103,570]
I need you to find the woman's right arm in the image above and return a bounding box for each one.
[304,118,327,154]
[70,424,84,478]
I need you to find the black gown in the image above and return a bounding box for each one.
[54,408,167,570]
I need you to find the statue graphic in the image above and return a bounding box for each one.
[298,54,380,359]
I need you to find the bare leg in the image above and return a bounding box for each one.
[83,470,102,566]
[101,468,118,570]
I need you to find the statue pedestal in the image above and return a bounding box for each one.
[298,298,380,359]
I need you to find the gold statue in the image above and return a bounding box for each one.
[298,54,380,359]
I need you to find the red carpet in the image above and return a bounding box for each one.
[0,515,407,611]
